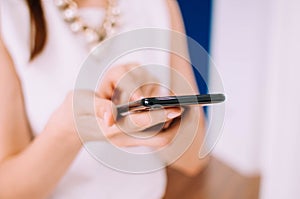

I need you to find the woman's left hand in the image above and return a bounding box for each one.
[97,63,162,103]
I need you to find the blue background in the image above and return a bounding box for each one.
[177,0,212,95]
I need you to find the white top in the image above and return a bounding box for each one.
[1,0,172,198]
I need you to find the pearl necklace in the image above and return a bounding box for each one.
[54,0,120,50]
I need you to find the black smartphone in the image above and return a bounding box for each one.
[117,93,225,116]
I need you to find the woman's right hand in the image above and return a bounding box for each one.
[45,89,182,148]
[44,90,115,143]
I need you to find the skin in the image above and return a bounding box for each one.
[0,0,205,198]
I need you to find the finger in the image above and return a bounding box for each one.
[97,65,128,99]
[118,107,182,133]
[98,116,182,148]
[115,74,145,103]
[97,63,140,100]
[131,107,182,129]
[112,64,159,102]
[101,125,172,148]
[94,98,117,126]
[138,83,161,98]
[123,69,161,100]
[132,119,181,148]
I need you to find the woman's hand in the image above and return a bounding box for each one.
[44,90,116,142]
[97,63,164,103]
[45,88,182,149]
[98,106,183,148]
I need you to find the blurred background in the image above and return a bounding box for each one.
[165,0,300,199]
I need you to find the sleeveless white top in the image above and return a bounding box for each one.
[1,0,172,198]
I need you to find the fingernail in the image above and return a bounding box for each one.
[137,95,145,100]
[167,112,181,119]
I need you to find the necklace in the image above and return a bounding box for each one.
[54,0,120,50]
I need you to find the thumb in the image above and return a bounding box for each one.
[94,98,117,126]
[120,107,182,133]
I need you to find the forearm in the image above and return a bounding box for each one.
[0,128,82,199]
[169,108,208,176]
[166,0,208,176]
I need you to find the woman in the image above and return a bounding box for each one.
[0,0,205,198]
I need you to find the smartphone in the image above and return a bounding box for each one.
[117,93,225,117]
